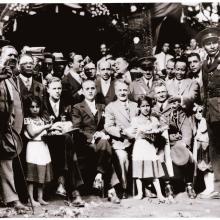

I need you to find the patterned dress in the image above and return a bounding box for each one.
[24,117,53,184]
[130,115,165,179]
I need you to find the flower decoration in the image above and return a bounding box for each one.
[87,4,110,17]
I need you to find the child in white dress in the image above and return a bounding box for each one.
[24,96,53,207]
[126,96,167,201]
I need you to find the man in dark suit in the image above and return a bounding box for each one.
[96,60,116,106]
[43,77,84,206]
[0,45,28,210]
[196,27,220,198]
[152,83,196,199]
[61,53,85,106]
[72,79,120,203]
[18,54,44,108]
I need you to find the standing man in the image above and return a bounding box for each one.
[18,54,44,105]
[197,27,220,198]
[105,79,138,198]
[155,42,173,74]
[62,53,84,106]
[96,60,116,106]
[0,45,28,210]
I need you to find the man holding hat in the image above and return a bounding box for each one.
[197,26,220,198]
[152,83,196,199]
[130,56,163,102]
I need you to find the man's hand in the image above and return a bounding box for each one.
[168,96,181,103]
[0,66,13,81]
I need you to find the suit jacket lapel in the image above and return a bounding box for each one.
[116,100,130,121]
[96,104,103,125]
[179,79,189,95]
[81,100,94,120]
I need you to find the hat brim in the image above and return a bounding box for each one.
[196,27,220,46]
[0,39,10,47]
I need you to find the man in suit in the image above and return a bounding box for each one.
[154,42,173,74]
[84,62,97,81]
[152,83,196,198]
[196,27,220,198]
[115,57,133,84]
[187,52,204,101]
[62,53,85,106]
[43,76,84,206]
[72,79,120,203]
[130,56,163,102]
[96,60,115,106]
[166,58,200,114]
[18,54,44,107]
[105,79,138,198]
[0,45,28,210]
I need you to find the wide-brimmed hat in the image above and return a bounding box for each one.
[170,140,191,166]
[196,27,220,46]
[0,36,10,48]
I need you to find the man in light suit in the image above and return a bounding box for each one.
[62,54,85,106]
[0,45,28,210]
[130,56,163,102]
[96,60,116,106]
[72,80,120,203]
[152,83,196,199]
[105,79,138,198]
[166,58,200,114]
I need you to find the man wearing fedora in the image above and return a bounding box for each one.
[130,56,164,102]
[196,27,220,198]
[53,52,67,79]
[152,83,196,199]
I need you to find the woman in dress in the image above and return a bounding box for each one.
[126,96,167,201]
[24,96,53,206]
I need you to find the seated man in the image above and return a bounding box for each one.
[105,79,138,198]
[72,79,120,203]
[152,83,196,199]
[43,77,84,206]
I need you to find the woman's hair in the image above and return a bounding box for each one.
[137,96,153,108]
[24,96,42,117]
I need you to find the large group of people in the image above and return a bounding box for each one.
[0,26,220,212]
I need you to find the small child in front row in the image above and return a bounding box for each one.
[24,96,53,207]
[193,104,214,197]
[125,96,167,201]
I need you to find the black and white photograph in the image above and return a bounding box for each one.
[0,1,219,217]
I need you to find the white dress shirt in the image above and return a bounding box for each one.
[85,99,97,115]
[19,74,33,90]
[49,98,60,117]
[101,78,111,97]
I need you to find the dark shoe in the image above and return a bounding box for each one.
[108,194,120,204]
[122,192,128,199]
[186,184,196,199]
[165,181,174,198]
[8,200,29,211]
[56,183,67,197]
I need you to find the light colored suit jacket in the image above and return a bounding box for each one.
[104,99,138,150]
[166,78,199,112]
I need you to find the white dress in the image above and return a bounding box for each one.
[24,117,52,183]
[130,116,165,179]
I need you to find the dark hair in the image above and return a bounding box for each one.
[187,52,201,62]
[24,96,42,117]
[137,96,153,108]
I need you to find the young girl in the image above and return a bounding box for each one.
[193,104,214,197]
[24,96,53,207]
[126,96,167,201]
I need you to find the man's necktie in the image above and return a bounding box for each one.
[26,78,31,90]
[177,81,181,95]
[160,103,164,112]
[124,102,130,117]
[53,103,59,117]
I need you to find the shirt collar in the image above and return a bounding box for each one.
[69,69,82,84]
[19,74,33,84]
